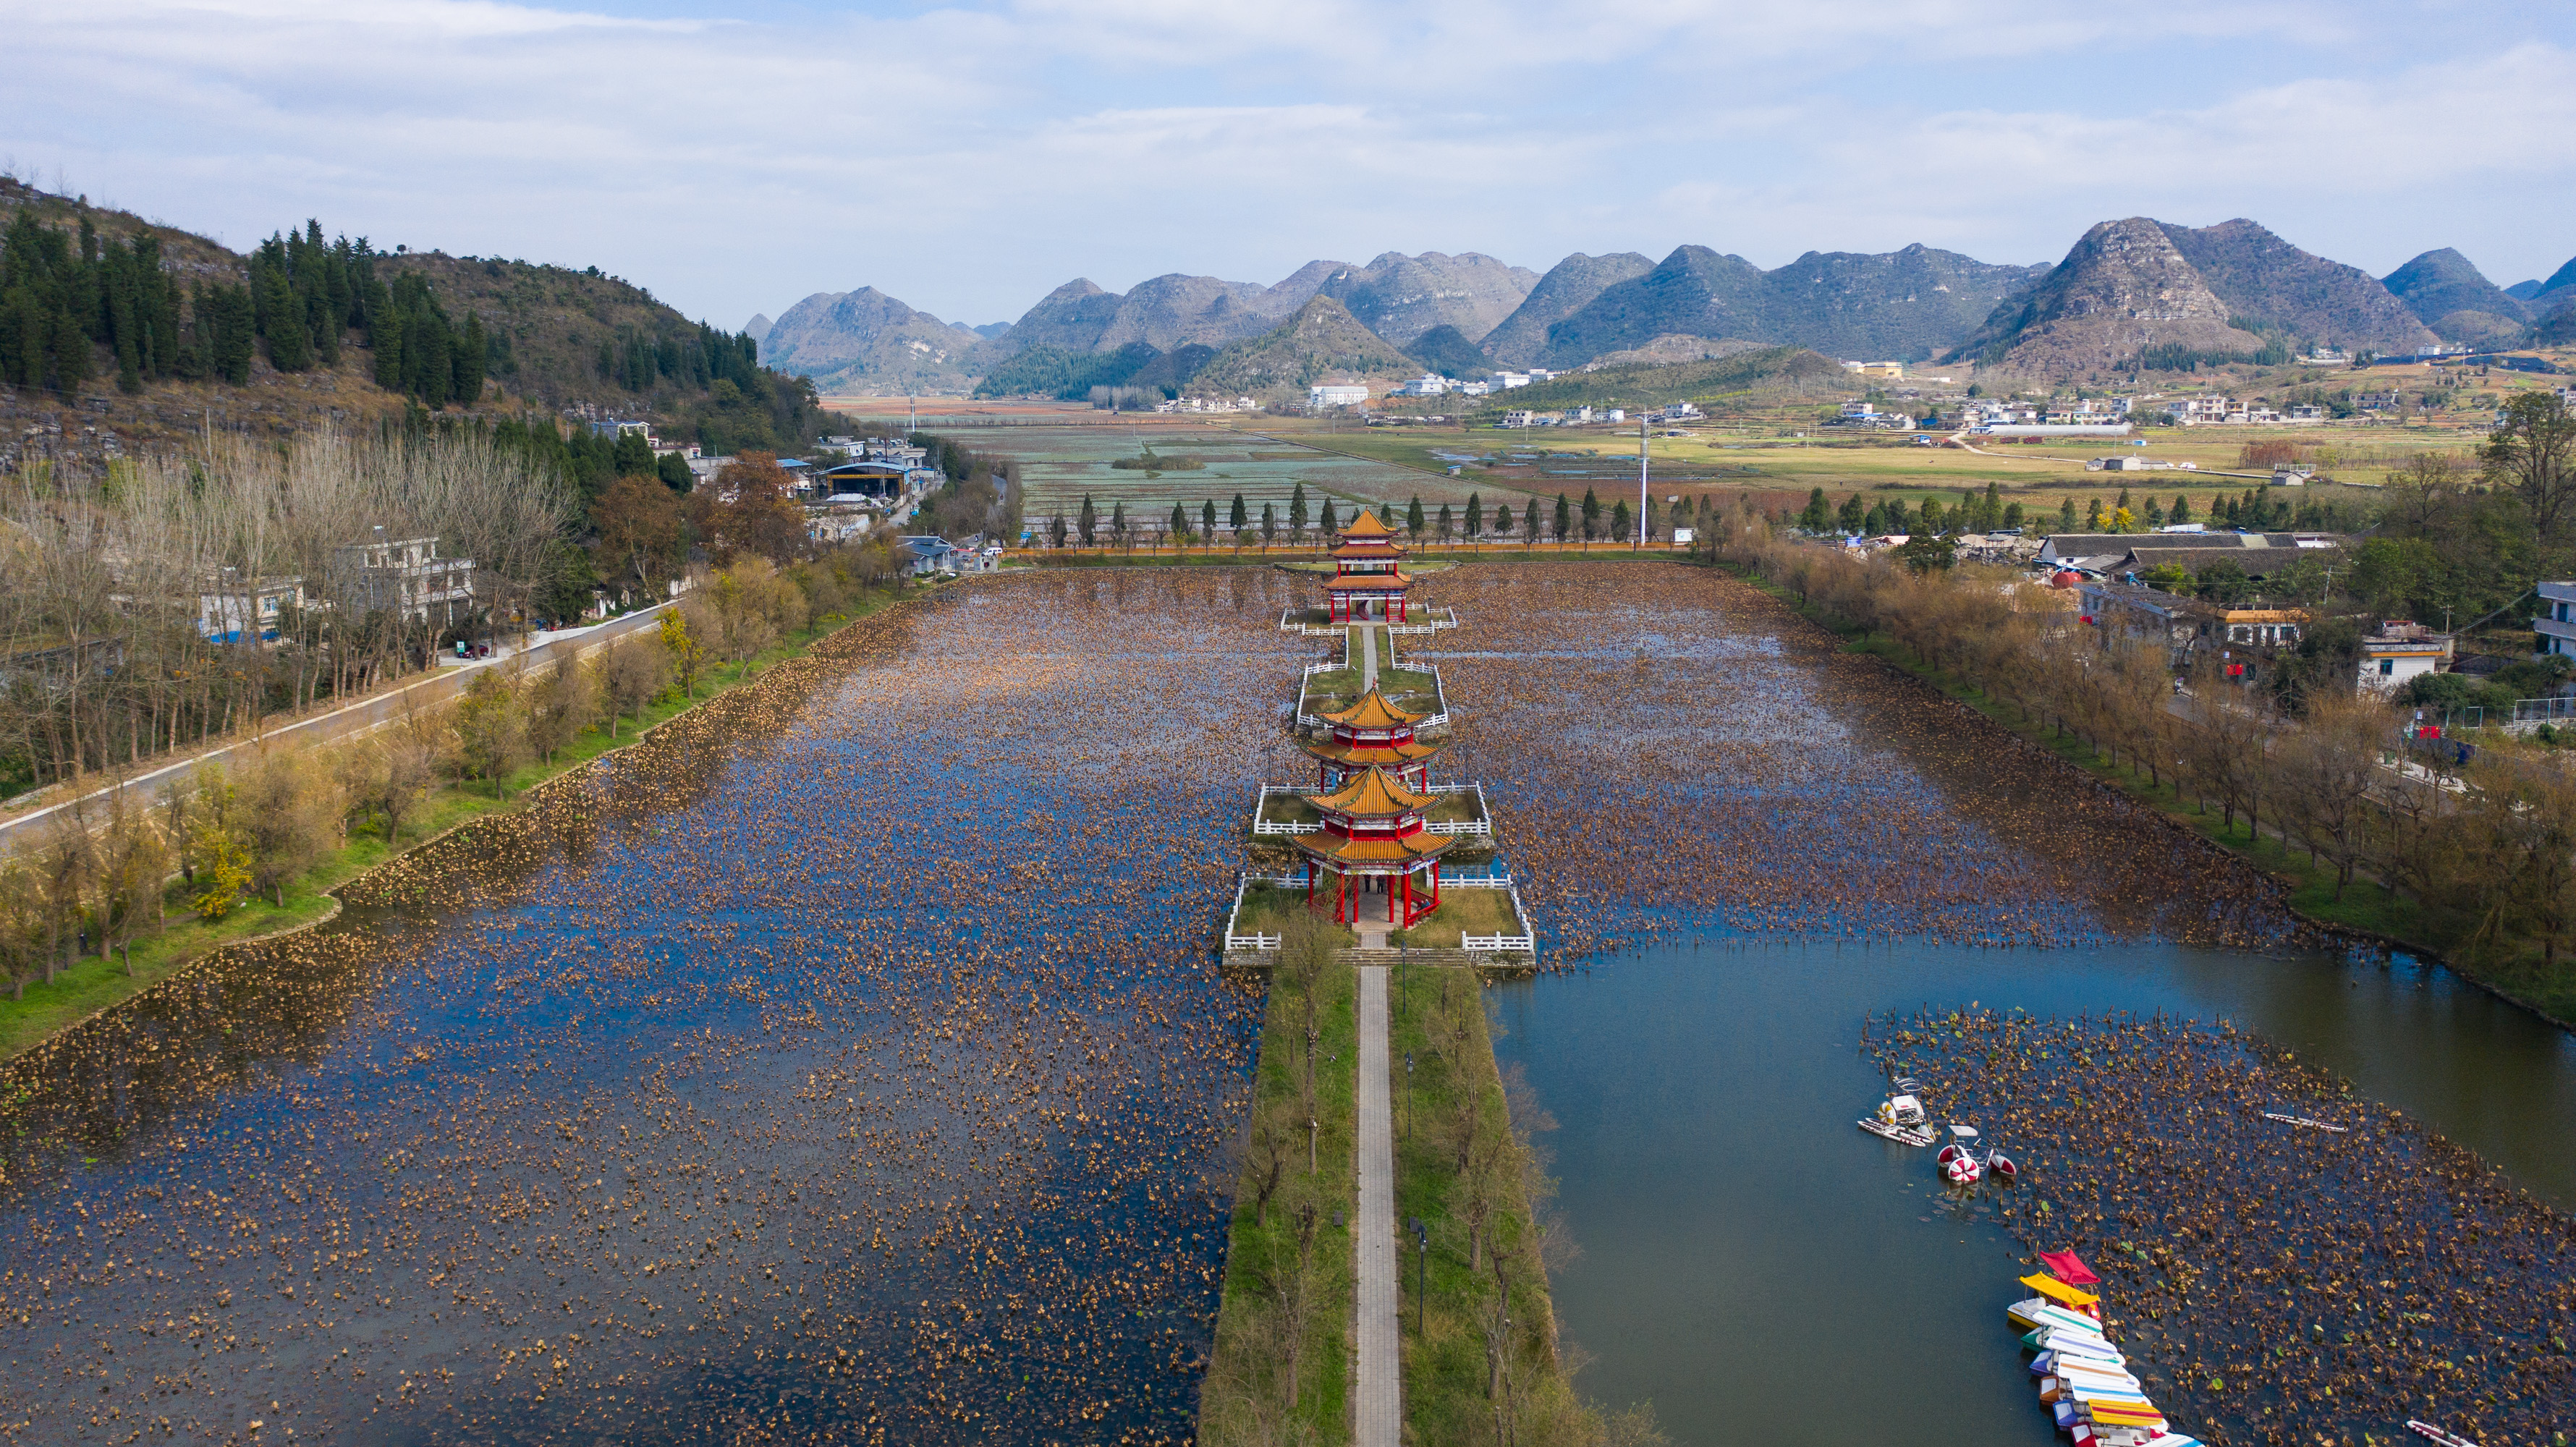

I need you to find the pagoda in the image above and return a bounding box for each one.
[1322,509,1415,623]
[1294,765,1453,926]
[1302,687,1441,792]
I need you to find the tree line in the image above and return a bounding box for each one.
[0,547,885,993]
[1708,497,2576,1014]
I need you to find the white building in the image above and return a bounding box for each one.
[1310,383,1372,410]
[2535,582,2576,657]
[198,574,306,646]
[2357,624,2453,692]
[1486,372,1532,391]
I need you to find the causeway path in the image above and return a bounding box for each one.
[1358,624,1379,691]
[1354,964,1399,1446]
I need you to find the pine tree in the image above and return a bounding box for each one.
[1611,499,1631,542]
[455,313,487,406]
[1229,493,1247,532]
[372,304,407,391]
[2059,497,2077,531]
[1836,493,1864,534]
[1261,501,1276,543]
[2172,494,2192,524]
[1202,499,1218,537]
[1170,502,1189,539]
[1320,498,1339,536]
[258,270,312,371]
[1436,503,1452,541]
[1524,497,1541,543]
[1552,493,1570,543]
[1465,493,1483,538]
[1289,480,1308,539]
[1077,495,1097,546]
[1583,487,1603,540]
[1405,495,1425,538]
[1111,501,1127,545]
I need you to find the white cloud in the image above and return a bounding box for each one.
[0,0,2568,325]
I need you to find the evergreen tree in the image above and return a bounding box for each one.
[1611,499,1631,543]
[1229,493,1247,532]
[1436,502,1453,541]
[371,304,407,390]
[657,451,693,493]
[455,313,487,406]
[1202,498,1218,537]
[1464,493,1483,538]
[1110,501,1127,545]
[1836,493,1865,534]
[2003,501,2024,530]
[2059,497,2078,531]
[1261,501,1276,544]
[1170,502,1190,540]
[1320,498,1339,536]
[1050,512,1067,548]
[1552,493,1570,543]
[1582,487,1603,540]
[1289,480,1309,539]
[1405,495,1425,539]
[1863,501,1889,535]
[2172,494,2192,524]
[1077,494,1097,546]
[258,270,313,371]
[1983,480,2003,531]
[1524,497,1541,543]
[2086,497,2104,530]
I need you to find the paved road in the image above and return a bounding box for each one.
[0,603,672,853]
[1359,624,1379,692]
[1354,964,1400,1447]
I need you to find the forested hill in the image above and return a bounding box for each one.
[0,177,827,474]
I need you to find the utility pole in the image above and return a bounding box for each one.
[1637,415,1650,548]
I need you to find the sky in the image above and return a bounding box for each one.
[5,0,2575,333]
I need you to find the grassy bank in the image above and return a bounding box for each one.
[1389,962,1618,1444]
[1203,944,1357,1445]
[1713,560,2576,1026]
[0,588,909,1060]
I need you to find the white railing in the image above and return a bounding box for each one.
[1303,661,1339,677]
[1442,873,1512,889]
[1245,872,1306,886]
[1427,820,1491,836]
[1253,820,1321,836]
[1427,781,1478,793]
[1415,713,1452,730]
[1462,933,1536,951]
[1223,873,1282,951]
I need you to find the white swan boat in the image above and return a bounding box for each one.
[1857,1079,1936,1146]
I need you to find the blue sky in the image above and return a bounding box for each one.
[5,0,2572,332]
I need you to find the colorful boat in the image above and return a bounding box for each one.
[1857,1079,1937,1146]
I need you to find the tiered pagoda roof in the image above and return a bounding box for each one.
[1319,689,1425,731]
[1292,766,1454,867]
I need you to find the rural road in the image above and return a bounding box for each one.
[0,603,673,854]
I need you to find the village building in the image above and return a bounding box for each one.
[2533,580,2576,657]
[329,532,475,631]
[198,573,306,645]
[2357,622,2454,692]
[2037,530,2342,580]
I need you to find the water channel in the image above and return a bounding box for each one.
[0,561,2566,1445]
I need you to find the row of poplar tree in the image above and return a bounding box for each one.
[0,213,492,407]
